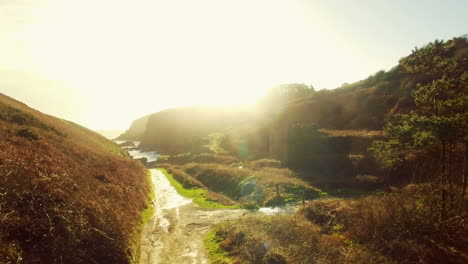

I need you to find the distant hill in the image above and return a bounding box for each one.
[96,129,125,139]
[139,106,251,153]
[116,114,151,141]
[122,36,468,161]
[0,93,150,263]
[278,35,468,130]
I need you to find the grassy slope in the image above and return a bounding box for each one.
[158,162,323,208]
[0,93,151,264]
[159,168,239,209]
[203,38,468,264]
[203,230,232,264]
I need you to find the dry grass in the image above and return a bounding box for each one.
[299,184,468,264]
[211,183,467,263]
[158,163,204,189]
[183,163,251,199]
[251,167,322,206]
[319,129,383,138]
[158,159,320,207]
[244,159,282,170]
[0,93,150,264]
[156,153,239,165]
[211,216,391,264]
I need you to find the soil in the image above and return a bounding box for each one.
[139,169,252,264]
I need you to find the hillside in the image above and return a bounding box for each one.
[116,114,151,141]
[126,37,468,155]
[204,37,468,264]
[137,106,252,154]
[117,36,467,264]
[0,93,151,264]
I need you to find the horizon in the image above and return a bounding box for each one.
[1,0,467,130]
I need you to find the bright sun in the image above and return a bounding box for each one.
[12,0,362,129]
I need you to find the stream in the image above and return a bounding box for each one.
[116,141,297,263]
[139,169,249,264]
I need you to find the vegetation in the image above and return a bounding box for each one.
[137,106,250,154]
[159,168,238,209]
[203,230,232,264]
[115,114,151,141]
[300,185,467,263]
[209,215,392,264]
[141,171,155,224]
[157,162,320,208]
[208,184,466,264]
[203,37,468,264]
[115,36,468,264]
[0,93,151,264]
[156,153,239,166]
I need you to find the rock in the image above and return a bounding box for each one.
[136,157,148,167]
[118,141,136,148]
[94,175,111,183]
[147,160,157,168]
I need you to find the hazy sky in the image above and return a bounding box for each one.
[0,0,467,130]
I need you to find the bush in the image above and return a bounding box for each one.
[0,94,150,264]
[183,163,250,198]
[157,163,204,188]
[173,162,321,206]
[299,185,468,263]
[245,159,282,169]
[210,216,391,264]
[16,127,39,140]
[190,153,239,165]
[156,153,239,165]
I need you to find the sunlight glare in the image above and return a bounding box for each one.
[13,0,365,129]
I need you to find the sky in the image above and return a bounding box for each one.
[0,0,467,130]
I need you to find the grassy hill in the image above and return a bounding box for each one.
[0,93,151,264]
[138,106,252,154]
[116,114,151,141]
[117,36,468,264]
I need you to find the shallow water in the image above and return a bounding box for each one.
[139,170,247,264]
[125,146,297,263]
[128,149,159,162]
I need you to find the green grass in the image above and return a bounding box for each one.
[323,187,385,198]
[141,170,155,222]
[0,101,63,136]
[64,120,128,157]
[207,132,225,154]
[159,168,239,209]
[130,170,155,264]
[203,229,232,264]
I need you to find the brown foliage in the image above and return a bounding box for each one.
[183,163,250,199]
[299,185,468,263]
[244,159,282,170]
[214,216,390,264]
[158,163,204,188]
[0,93,150,264]
[156,153,239,166]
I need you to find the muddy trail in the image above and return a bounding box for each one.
[138,169,299,264]
[117,141,297,263]
[139,169,255,264]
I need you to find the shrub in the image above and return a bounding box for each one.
[16,127,39,140]
[0,94,150,264]
[210,216,391,264]
[156,153,239,165]
[183,163,250,198]
[158,163,204,188]
[299,185,468,263]
[245,159,282,169]
[191,153,239,165]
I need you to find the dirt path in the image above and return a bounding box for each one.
[139,169,250,264]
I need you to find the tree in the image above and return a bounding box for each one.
[371,37,468,219]
[262,83,315,106]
